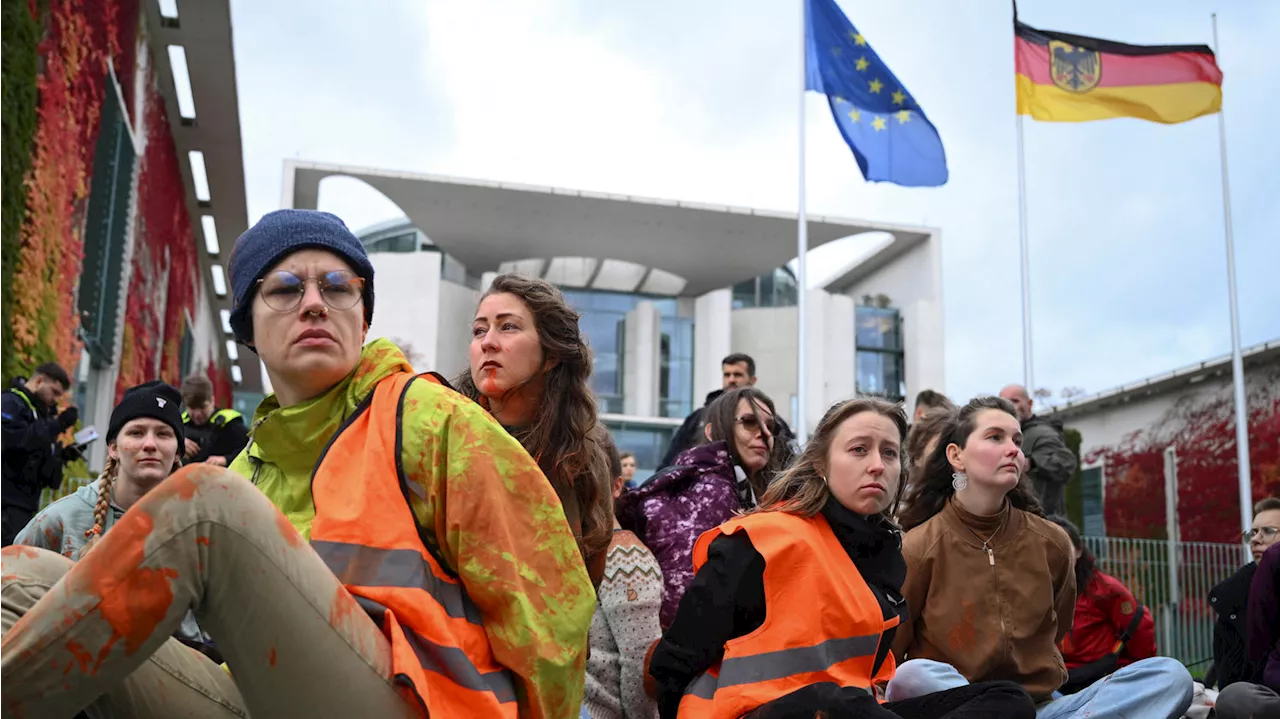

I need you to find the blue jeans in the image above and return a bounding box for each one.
[887,657,1194,719]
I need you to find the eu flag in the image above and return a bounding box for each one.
[805,0,948,186]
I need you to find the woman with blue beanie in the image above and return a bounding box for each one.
[1,209,596,719]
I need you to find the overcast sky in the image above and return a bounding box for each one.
[229,0,1279,405]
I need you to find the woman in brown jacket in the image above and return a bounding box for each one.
[888,397,1193,719]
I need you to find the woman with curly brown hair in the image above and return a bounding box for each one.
[457,272,614,586]
[889,396,1193,719]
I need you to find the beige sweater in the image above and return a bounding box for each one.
[584,530,662,719]
[893,499,1077,702]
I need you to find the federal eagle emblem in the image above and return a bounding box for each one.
[1049,39,1101,93]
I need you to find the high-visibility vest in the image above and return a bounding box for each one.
[678,511,900,718]
[309,371,517,717]
[181,408,241,427]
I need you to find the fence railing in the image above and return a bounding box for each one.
[1084,535,1244,670]
[39,476,94,510]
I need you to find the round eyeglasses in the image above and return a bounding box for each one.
[256,270,365,313]
[1242,526,1279,544]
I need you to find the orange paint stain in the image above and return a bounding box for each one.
[947,601,977,652]
[65,640,94,675]
[3,545,42,561]
[274,509,302,548]
[268,646,277,667]
[195,536,211,547]
[65,509,180,671]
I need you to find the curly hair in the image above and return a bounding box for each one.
[898,396,1044,531]
[453,273,612,568]
[756,397,909,520]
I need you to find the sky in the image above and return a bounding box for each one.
[228,0,1279,405]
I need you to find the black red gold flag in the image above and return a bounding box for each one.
[1015,20,1222,124]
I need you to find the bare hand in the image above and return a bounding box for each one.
[204,456,228,468]
[185,438,200,458]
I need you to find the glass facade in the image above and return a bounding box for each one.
[731,267,799,309]
[561,290,694,418]
[601,417,680,481]
[855,306,905,400]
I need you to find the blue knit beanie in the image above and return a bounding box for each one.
[227,210,375,348]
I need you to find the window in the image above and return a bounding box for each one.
[730,267,799,309]
[855,306,905,400]
[78,77,136,367]
[601,418,679,481]
[364,232,420,254]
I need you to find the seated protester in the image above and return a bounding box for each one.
[890,396,1194,719]
[0,210,595,719]
[179,373,249,468]
[649,398,1036,719]
[13,381,216,660]
[1216,541,1280,718]
[1208,497,1280,690]
[455,272,614,587]
[1048,517,1157,693]
[585,433,663,719]
[617,387,783,628]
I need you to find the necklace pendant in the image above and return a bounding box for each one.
[986,547,995,566]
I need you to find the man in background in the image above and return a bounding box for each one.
[2,362,78,545]
[912,388,954,423]
[999,383,1077,516]
[180,374,249,468]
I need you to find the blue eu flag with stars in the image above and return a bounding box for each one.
[805,0,948,186]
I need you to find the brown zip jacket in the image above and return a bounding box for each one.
[892,498,1076,702]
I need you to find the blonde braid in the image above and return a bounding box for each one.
[79,454,119,558]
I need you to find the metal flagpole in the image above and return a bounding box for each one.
[1015,114,1034,391]
[1211,13,1253,559]
[796,0,810,443]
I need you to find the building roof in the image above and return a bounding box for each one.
[146,1,260,391]
[284,160,936,296]
[1047,338,1280,420]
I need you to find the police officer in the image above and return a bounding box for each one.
[1,362,79,545]
[179,374,248,467]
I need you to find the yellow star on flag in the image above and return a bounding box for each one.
[895,110,911,124]
[872,115,887,131]
[892,90,906,105]
[833,95,846,104]
[868,78,884,94]
[848,108,861,123]
[855,56,870,72]
[852,32,867,46]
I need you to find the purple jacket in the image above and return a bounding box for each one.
[1248,542,1280,691]
[616,441,746,628]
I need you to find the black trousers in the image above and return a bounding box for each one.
[1,504,36,546]
[745,681,1036,719]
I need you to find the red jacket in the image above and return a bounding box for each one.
[1059,569,1157,670]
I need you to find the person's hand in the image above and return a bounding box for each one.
[204,456,228,468]
[185,438,201,458]
[57,406,79,430]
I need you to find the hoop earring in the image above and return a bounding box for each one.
[951,471,968,491]
[820,475,828,486]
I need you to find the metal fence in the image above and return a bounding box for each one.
[38,476,94,510]
[1084,535,1244,670]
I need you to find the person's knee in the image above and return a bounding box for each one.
[140,464,265,519]
[978,681,1036,719]
[1,545,74,587]
[885,658,967,701]
[1122,657,1194,701]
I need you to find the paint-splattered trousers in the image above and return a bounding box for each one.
[0,465,419,718]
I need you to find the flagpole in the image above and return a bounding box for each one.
[1015,114,1034,392]
[1211,13,1253,559]
[796,0,810,443]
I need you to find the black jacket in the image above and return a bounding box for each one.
[1,383,68,511]
[184,409,249,464]
[1209,561,1260,689]
[649,497,907,718]
[660,389,796,469]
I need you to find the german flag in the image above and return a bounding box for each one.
[1015,20,1222,124]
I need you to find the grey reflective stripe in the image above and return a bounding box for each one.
[684,634,881,700]
[312,540,483,625]
[358,595,516,704]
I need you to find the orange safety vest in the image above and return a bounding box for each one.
[678,511,900,719]
[309,371,518,717]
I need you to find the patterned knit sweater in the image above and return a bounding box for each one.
[584,529,663,719]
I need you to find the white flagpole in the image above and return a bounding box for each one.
[1015,114,1034,391]
[1211,13,1253,559]
[796,0,810,443]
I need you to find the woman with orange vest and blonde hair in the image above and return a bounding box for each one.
[647,397,1036,719]
[1,210,595,719]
